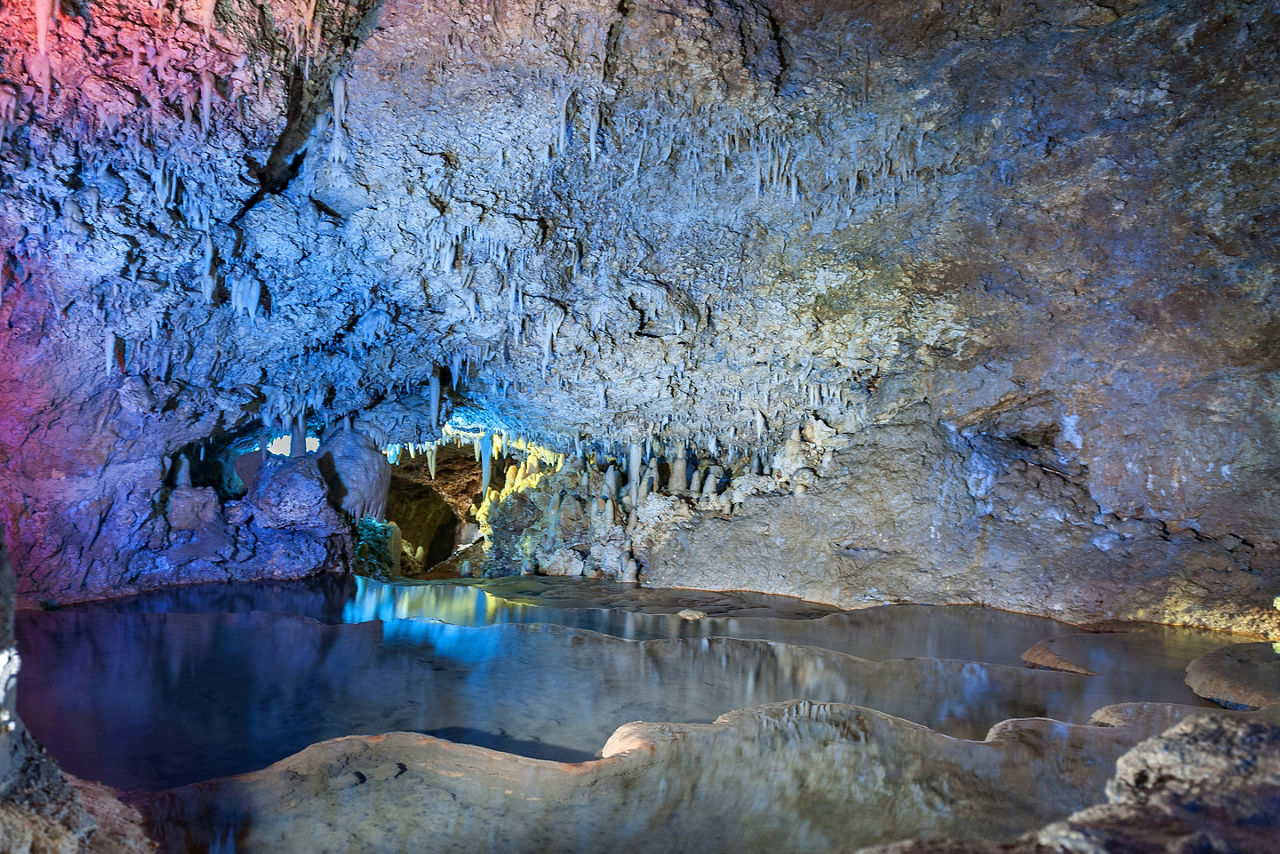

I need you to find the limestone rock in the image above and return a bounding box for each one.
[540,548,585,578]
[129,700,1225,852]
[0,0,1278,641]
[165,486,222,533]
[1034,714,1280,852]
[316,429,391,521]
[1185,643,1280,711]
[1021,641,1099,677]
[248,457,347,535]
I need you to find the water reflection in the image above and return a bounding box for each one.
[15,575,1232,793]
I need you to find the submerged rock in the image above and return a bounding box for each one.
[1021,641,1100,677]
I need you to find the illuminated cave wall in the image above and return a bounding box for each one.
[0,0,1277,631]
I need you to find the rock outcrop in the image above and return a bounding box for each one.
[1185,642,1280,711]
[0,534,152,852]
[1033,714,1280,852]
[127,700,1181,852]
[129,700,1280,853]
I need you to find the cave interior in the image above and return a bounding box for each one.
[1,0,1279,850]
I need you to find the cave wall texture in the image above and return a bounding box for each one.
[0,0,1277,631]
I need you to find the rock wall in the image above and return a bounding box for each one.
[0,0,1276,621]
[485,409,1280,635]
[637,409,1280,635]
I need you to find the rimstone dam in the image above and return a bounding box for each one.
[0,0,1279,851]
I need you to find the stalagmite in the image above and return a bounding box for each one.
[670,444,688,495]
[700,472,717,502]
[290,415,306,458]
[628,442,643,509]
[603,465,619,501]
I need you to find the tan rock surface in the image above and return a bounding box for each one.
[1185,642,1280,710]
[133,700,1199,852]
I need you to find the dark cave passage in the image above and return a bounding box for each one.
[382,443,516,574]
[385,476,458,569]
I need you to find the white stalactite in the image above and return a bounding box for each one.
[200,71,214,135]
[428,369,441,427]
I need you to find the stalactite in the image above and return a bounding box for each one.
[198,0,216,34]
[200,71,215,135]
[428,369,441,427]
[480,432,493,497]
[34,0,51,55]
[328,76,349,164]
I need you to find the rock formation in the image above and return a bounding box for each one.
[127,700,1280,853]
[0,0,1275,628]
[0,534,152,852]
[1,1,1276,839]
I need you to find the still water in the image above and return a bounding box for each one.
[16,575,1229,792]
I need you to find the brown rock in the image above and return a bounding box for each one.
[1020,641,1099,677]
[1185,643,1280,710]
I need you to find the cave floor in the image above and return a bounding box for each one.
[14,573,1250,850]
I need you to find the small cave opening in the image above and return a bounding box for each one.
[386,477,459,569]
[382,442,514,577]
[168,427,264,500]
